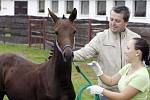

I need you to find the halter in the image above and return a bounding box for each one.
[56,40,72,62]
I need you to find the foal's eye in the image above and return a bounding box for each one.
[55,31,58,35]
[73,30,76,34]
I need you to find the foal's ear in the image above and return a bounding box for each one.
[48,8,59,23]
[69,8,77,22]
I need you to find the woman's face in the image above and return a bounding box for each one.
[109,10,128,33]
[125,39,140,63]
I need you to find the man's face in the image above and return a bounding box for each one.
[109,10,128,33]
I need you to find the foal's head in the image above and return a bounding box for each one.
[48,8,77,62]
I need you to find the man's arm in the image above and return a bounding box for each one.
[73,33,101,61]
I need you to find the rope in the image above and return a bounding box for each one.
[74,63,101,100]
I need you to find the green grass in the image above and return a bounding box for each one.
[0,43,49,63]
[0,43,150,100]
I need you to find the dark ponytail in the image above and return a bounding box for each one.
[133,38,150,66]
[145,55,150,66]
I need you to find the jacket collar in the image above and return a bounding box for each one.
[103,28,127,47]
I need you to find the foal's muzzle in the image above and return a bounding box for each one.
[62,45,74,62]
[56,41,73,62]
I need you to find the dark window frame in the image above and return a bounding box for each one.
[52,0,58,13]
[115,1,125,6]
[134,0,146,17]
[0,0,1,10]
[15,1,28,15]
[66,1,73,14]
[39,0,45,13]
[81,1,89,15]
[97,1,106,15]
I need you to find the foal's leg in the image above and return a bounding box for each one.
[60,85,76,100]
[0,91,5,100]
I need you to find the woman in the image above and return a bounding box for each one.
[87,38,150,100]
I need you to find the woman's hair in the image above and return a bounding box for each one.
[133,38,150,66]
[111,6,130,22]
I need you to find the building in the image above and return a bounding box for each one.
[0,0,150,23]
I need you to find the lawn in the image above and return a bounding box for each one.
[0,43,150,100]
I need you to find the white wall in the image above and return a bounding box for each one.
[0,0,150,23]
[0,0,14,15]
[28,0,38,16]
[106,0,114,21]
[58,0,65,17]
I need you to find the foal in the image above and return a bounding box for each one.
[0,8,77,100]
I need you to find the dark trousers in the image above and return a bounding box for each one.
[101,96,109,100]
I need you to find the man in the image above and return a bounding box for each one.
[73,6,141,100]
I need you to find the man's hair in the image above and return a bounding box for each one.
[111,6,130,22]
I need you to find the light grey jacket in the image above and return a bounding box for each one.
[74,28,141,91]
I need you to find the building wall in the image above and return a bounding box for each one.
[0,0,150,23]
[0,0,14,15]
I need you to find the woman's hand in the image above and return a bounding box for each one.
[87,85,104,95]
[87,61,103,76]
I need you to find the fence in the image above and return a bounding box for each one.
[0,16,150,50]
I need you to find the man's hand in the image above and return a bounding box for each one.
[87,61,103,76]
[87,85,104,95]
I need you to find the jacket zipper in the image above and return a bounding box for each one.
[120,33,123,68]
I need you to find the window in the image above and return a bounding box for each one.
[66,1,73,14]
[115,1,125,6]
[97,1,106,15]
[81,1,89,15]
[39,0,45,13]
[15,1,28,15]
[134,0,146,17]
[52,0,58,13]
[0,0,1,10]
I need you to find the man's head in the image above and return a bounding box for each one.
[109,6,130,33]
